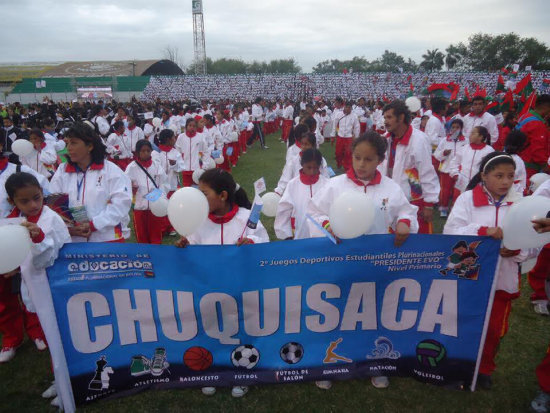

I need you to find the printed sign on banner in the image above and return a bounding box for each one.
[46,234,499,406]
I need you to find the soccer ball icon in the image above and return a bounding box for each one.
[280,342,304,364]
[231,345,260,369]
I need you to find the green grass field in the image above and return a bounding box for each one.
[0,131,547,412]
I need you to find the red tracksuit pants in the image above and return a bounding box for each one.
[335,137,352,170]
[0,276,45,348]
[133,210,164,244]
[528,245,550,301]
[479,290,515,376]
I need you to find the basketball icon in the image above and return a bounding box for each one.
[184,346,213,371]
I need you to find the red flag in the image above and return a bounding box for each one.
[513,73,533,96]
[518,91,537,118]
[464,87,470,101]
[496,75,505,93]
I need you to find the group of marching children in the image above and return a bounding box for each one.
[1,95,549,408]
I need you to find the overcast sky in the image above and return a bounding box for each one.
[1,0,549,71]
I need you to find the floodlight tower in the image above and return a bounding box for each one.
[192,0,207,75]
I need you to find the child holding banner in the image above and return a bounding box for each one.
[274,148,329,240]
[175,168,269,398]
[4,172,71,406]
[444,152,533,390]
[307,131,419,389]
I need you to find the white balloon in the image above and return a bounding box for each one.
[214,155,224,165]
[150,196,168,217]
[261,192,281,217]
[329,191,375,239]
[530,173,550,192]
[405,96,421,113]
[502,195,550,249]
[11,139,34,157]
[202,157,216,170]
[0,225,31,273]
[192,168,205,185]
[152,117,162,128]
[167,187,209,236]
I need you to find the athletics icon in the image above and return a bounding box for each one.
[323,338,352,364]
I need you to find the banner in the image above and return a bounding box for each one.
[47,234,499,407]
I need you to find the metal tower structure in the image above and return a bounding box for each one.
[192,0,207,75]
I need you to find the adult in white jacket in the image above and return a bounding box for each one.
[463,96,499,144]
[50,123,132,243]
[379,101,440,234]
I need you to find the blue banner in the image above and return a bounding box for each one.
[47,235,500,406]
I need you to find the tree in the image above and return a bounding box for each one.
[463,32,550,71]
[445,43,467,70]
[266,58,302,73]
[162,46,185,71]
[370,50,409,72]
[420,48,445,72]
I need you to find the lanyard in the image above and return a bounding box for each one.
[75,165,90,202]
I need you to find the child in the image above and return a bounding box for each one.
[124,115,145,154]
[433,119,468,217]
[126,140,169,244]
[151,129,184,197]
[444,152,532,389]
[286,123,309,162]
[2,172,70,374]
[19,129,58,180]
[308,131,419,390]
[503,130,528,194]
[335,102,360,171]
[106,120,133,170]
[175,118,210,187]
[274,148,329,240]
[175,168,268,398]
[449,126,495,197]
[215,110,232,172]
[274,132,329,196]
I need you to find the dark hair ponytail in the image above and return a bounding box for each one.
[301,148,323,166]
[466,151,516,191]
[473,126,490,144]
[199,168,251,209]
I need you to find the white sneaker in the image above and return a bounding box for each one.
[0,347,16,363]
[371,376,389,388]
[34,338,47,351]
[42,382,57,399]
[533,301,550,316]
[315,380,332,390]
[50,396,60,407]
[231,386,249,398]
[201,387,216,396]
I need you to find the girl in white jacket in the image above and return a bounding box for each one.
[433,119,468,217]
[175,168,268,399]
[308,131,419,391]
[444,152,533,390]
[275,132,329,196]
[126,140,169,244]
[274,148,330,240]
[20,129,58,180]
[175,118,210,187]
[151,129,185,196]
[449,125,494,196]
[50,123,132,243]
[3,172,71,405]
